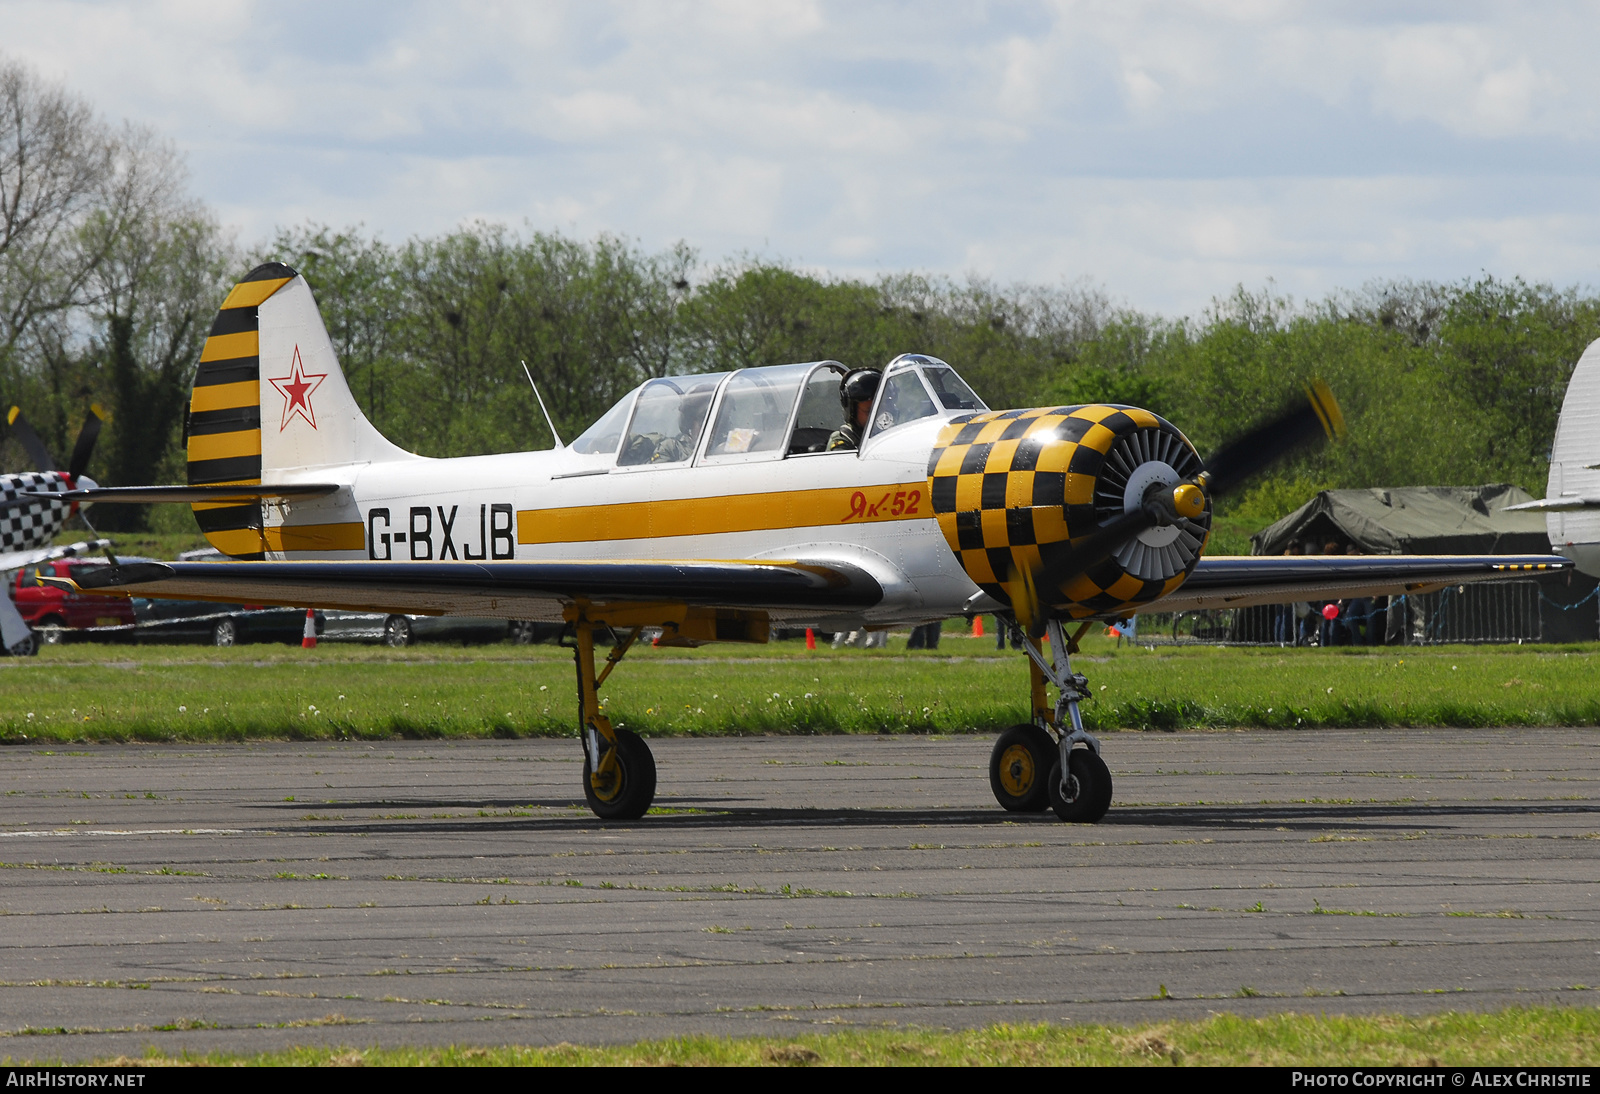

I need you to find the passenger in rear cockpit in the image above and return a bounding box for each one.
[621,386,715,465]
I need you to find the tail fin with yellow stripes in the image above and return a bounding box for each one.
[186,262,414,557]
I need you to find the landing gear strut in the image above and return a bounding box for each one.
[570,621,656,820]
[987,617,1113,823]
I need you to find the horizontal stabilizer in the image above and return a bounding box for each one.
[0,538,113,575]
[27,484,340,505]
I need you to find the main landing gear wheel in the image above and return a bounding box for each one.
[1047,748,1113,824]
[989,724,1055,812]
[583,726,657,821]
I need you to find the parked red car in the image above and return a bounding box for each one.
[12,559,135,643]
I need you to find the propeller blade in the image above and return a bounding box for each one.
[5,407,56,471]
[67,404,105,480]
[1200,378,1345,500]
[1008,559,1043,636]
[1010,505,1160,630]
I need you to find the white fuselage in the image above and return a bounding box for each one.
[257,415,983,629]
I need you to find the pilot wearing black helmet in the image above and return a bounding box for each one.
[827,369,881,451]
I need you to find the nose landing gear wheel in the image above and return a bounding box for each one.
[1047,748,1113,823]
[989,724,1055,812]
[583,726,657,820]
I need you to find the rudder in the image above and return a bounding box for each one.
[187,262,413,558]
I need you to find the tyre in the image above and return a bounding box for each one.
[384,616,412,648]
[1047,748,1113,824]
[988,724,1055,812]
[510,621,534,645]
[212,618,238,647]
[582,727,657,820]
[6,632,38,657]
[38,615,65,645]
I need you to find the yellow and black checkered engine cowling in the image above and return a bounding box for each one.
[927,404,1212,620]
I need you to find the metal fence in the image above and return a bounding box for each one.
[1130,579,1556,647]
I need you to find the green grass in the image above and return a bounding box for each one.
[23,1007,1600,1066]
[6,633,1600,743]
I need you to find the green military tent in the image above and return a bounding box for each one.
[1244,485,1594,643]
[1249,484,1547,557]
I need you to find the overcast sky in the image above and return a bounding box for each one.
[5,1,1599,314]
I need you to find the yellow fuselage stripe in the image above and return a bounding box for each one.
[203,522,366,556]
[187,429,261,462]
[203,528,267,556]
[265,522,366,553]
[517,482,929,545]
[190,380,260,413]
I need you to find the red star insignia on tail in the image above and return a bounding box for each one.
[268,347,327,431]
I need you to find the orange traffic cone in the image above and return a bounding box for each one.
[972,615,984,638]
[301,609,317,649]
[805,628,816,650]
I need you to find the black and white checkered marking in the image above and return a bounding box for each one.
[0,472,72,554]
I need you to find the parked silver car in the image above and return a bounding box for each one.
[319,612,560,647]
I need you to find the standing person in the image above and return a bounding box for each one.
[1319,542,1349,646]
[1275,541,1304,645]
[907,620,943,649]
[827,370,882,452]
[1344,546,1375,646]
[1295,539,1321,646]
[994,615,1023,650]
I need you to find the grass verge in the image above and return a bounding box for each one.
[19,1007,1599,1066]
[6,635,1600,743]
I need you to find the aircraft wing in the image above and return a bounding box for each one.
[0,538,114,575]
[68,557,884,622]
[1502,497,1600,512]
[1154,554,1569,613]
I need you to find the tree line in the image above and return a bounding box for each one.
[4,56,1599,536]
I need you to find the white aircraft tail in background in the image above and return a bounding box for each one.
[1505,337,1600,575]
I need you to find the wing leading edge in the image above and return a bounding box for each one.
[70,557,884,622]
[65,552,1565,623]
[1157,554,1570,614]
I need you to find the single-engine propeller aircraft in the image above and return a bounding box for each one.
[43,264,1567,820]
[0,407,113,654]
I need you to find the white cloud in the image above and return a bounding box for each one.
[5,0,1600,315]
